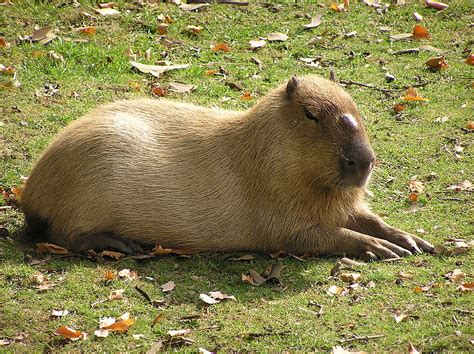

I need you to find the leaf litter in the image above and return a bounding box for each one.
[242,262,283,286]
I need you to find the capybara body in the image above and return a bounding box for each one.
[21,75,433,258]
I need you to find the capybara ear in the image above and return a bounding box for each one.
[286,75,299,98]
[329,69,337,83]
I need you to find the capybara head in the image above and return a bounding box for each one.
[281,75,375,190]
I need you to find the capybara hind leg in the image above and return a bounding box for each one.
[74,233,143,254]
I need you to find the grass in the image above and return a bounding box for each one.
[1,0,473,351]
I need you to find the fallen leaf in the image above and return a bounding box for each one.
[389,33,413,41]
[393,103,407,112]
[419,45,445,55]
[95,8,120,16]
[465,54,474,66]
[327,285,343,295]
[118,269,138,281]
[209,291,236,301]
[204,69,217,76]
[51,310,69,317]
[397,271,414,279]
[108,289,125,301]
[151,85,166,97]
[150,244,196,256]
[229,254,255,261]
[393,310,409,323]
[240,92,252,100]
[409,180,425,194]
[179,3,208,11]
[413,25,429,39]
[31,26,56,44]
[54,326,85,341]
[446,269,465,283]
[303,14,322,29]
[36,243,69,255]
[467,121,474,130]
[0,37,9,48]
[199,293,219,305]
[157,23,169,35]
[187,25,202,33]
[267,32,288,42]
[164,15,174,24]
[99,2,115,8]
[104,270,117,281]
[161,281,175,292]
[152,313,165,327]
[100,250,125,260]
[170,82,195,93]
[167,329,192,337]
[249,39,266,49]
[344,31,357,38]
[426,56,448,70]
[103,318,134,332]
[199,348,213,354]
[339,272,361,283]
[78,26,96,35]
[133,334,146,340]
[457,282,474,292]
[270,250,287,259]
[403,87,428,101]
[211,43,231,52]
[425,0,448,10]
[330,2,345,12]
[130,61,189,78]
[47,50,64,63]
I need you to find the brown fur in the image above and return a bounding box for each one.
[21,75,433,258]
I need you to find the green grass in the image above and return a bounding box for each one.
[1,0,473,351]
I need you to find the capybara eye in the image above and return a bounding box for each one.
[303,107,319,122]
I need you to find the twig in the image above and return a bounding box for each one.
[339,79,431,94]
[340,334,385,343]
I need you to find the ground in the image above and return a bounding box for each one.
[0,0,473,352]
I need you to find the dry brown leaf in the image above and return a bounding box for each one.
[413,25,429,39]
[457,282,474,292]
[151,85,166,97]
[199,293,219,305]
[103,318,134,332]
[167,329,192,337]
[204,69,217,76]
[170,82,195,93]
[390,33,413,41]
[303,14,322,29]
[0,37,9,48]
[131,61,189,77]
[108,289,125,301]
[100,250,125,260]
[209,291,236,301]
[466,54,474,65]
[157,23,169,35]
[267,32,288,42]
[103,270,117,281]
[152,313,165,327]
[36,242,69,255]
[54,326,85,340]
[447,269,465,283]
[249,39,266,50]
[339,272,361,283]
[327,285,343,295]
[78,26,96,35]
[31,26,56,44]
[397,271,414,279]
[330,2,345,12]
[94,329,109,337]
[1,65,16,75]
[179,3,208,11]
[241,273,257,285]
[425,0,448,10]
[270,250,287,259]
[467,121,474,130]
[211,43,231,52]
[150,244,196,256]
[403,87,428,101]
[393,310,409,323]
[393,103,407,112]
[95,8,120,16]
[99,2,115,8]
[426,56,448,70]
[240,92,252,101]
[161,280,175,292]
[187,25,202,33]
[118,268,138,281]
[164,15,174,24]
